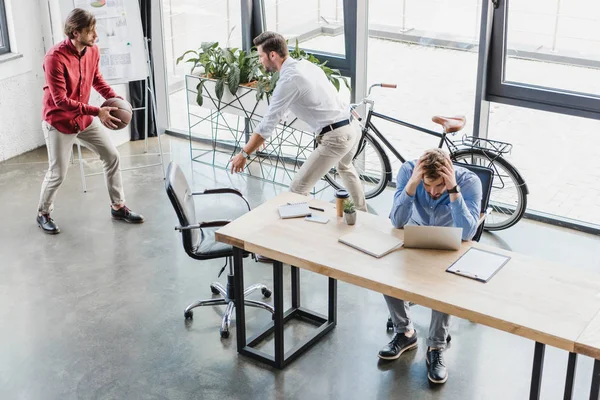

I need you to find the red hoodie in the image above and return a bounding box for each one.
[41,38,118,134]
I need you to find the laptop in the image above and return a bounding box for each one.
[403,225,462,251]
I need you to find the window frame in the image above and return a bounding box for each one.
[0,0,10,55]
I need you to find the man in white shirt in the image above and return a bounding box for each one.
[230,31,366,211]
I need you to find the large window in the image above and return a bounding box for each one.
[0,0,10,55]
[364,0,482,173]
[481,0,600,227]
[264,0,346,56]
[162,0,243,131]
[488,0,600,120]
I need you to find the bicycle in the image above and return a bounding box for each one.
[324,83,529,231]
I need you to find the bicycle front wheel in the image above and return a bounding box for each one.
[452,149,527,231]
[323,132,392,199]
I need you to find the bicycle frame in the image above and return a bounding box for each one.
[361,109,449,165]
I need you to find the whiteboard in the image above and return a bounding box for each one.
[56,0,148,85]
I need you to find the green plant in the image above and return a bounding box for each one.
[177,38,351,107]
[176,42,230,106]
[343,199,355,214]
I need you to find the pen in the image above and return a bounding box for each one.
[309,206,325,212]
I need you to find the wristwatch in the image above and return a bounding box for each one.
[240,149,250,159]
[448,185,461,194]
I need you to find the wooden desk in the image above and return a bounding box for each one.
[216,192,600,399]
[577,312,600,398]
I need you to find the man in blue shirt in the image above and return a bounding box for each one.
[378,148,482,385]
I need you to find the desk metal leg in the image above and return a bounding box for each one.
[328,277,337,323]
[291,265,300,308]
[590,359,600,400]
[530,342,546,400]
[273,260,285,369]
[233,247,246,352]
[564,352,577,400]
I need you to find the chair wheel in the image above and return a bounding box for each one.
[220,328,229,338]
[210,285,220,295]
[184,310,193,320]
[386,317,393,331]
[261,287,272,298]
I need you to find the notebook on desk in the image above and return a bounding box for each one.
[278,202,312,219]
[338,229,403,258]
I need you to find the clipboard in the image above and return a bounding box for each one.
[446,247,510,283]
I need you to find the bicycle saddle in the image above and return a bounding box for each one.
[432,115,466,133]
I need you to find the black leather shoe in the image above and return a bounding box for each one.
[37,214,60,234]
[378,331,418,360]
[426,348,448,384]
[111,206,144,223]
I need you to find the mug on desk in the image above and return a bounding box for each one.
[334,189,350,218]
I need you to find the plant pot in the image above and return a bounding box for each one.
[344,211,357,225]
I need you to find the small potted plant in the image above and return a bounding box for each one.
[343,199,356,225]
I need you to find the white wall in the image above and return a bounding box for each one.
[0,0,46,162]
[0,0,133,163]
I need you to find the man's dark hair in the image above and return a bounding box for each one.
[421,148,448,180]
[64,8,96,39]
[253,31,288,58]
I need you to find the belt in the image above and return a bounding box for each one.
[319,119,350,135]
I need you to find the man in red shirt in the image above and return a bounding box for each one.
[37,8,144,234]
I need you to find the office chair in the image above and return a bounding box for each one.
[386,163,494,331]
[166,162,274,338]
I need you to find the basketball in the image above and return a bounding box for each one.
[101,98,133,130]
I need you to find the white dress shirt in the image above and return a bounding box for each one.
[255,57,349,139]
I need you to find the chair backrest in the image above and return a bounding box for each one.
[454,162,493,242]
[165,162,200,253]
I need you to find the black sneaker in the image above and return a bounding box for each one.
[426,348,448,384]
[378,331,418,360]
[37,213,60,234]
[111,206,144,223]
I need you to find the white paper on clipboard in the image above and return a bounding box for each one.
[446,247,510,283]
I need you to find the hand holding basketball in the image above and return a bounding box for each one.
[100,98,133,130]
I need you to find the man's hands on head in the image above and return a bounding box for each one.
[439,155,457,191]
[98,106,121,129]
[405,157,425,196]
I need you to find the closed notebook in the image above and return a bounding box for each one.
[338,229,403,258]
[278,202,311,219]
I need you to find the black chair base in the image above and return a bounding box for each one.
[184,273,274,338]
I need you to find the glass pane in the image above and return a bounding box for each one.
[370,0,482,41]
[488,103,600,226]
[264,0,345,56]
[365,0,481,174]
[163,0,243,131]
[505,0,600,96]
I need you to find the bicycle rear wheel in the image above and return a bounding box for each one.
[323,132,392,199]
[452,149,527,231]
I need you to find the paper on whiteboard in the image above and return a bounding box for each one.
[74,0,134,81]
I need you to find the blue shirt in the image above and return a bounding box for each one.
[389,161,482,240]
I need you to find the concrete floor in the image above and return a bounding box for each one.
[0,136,599,400]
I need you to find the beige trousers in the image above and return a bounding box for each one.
[290,121,367,211]
[38,119,125,214]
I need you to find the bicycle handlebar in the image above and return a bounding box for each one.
[367,83,397,96]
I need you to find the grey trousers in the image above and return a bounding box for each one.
[384,295,451,350]
[289,121,367,211]
[38,119,125,214]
